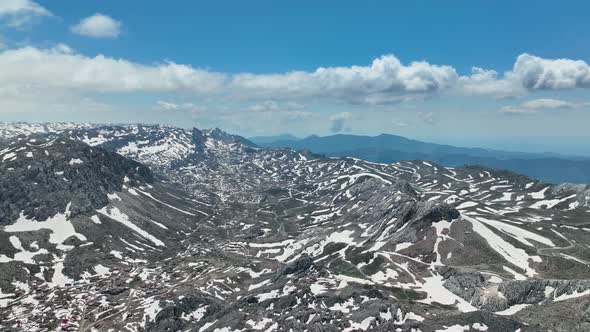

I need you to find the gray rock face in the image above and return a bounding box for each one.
[0,134,152,224]
[147,293,225,332]
[443,267,590,316]
[491,279,590,310]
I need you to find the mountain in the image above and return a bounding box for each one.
[248,134,301,144]
[1,123,590,331]
[251,133,590,184]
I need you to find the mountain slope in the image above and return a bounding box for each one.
[0,133,211,331]
[1,123,590,331]
[252,133,590,184]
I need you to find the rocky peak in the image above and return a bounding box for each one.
[203,127,258,147]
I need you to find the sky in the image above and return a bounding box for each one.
[1,0,590,155]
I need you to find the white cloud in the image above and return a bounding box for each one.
[0,45,225,93]
[0,46,462,106]
[0,0,51,28]
[459,54,590,98]
[1,44,590,117]
[500,98,585,114]
[71,14,121,38]
[513,54,590,90]
[156,100,205,113]
[233,55,459,104]
[459,67,524,98]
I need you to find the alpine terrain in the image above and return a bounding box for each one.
[1,122,590,332]
[251,134,590,184]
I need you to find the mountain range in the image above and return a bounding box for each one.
[251,133,590,184]
[1,122,590,331]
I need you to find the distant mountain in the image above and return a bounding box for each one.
[252,133,590,184]
[248,134,301,144]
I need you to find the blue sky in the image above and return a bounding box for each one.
[1,0,590,155]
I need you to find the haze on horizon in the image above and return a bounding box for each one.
[1,0,589,156]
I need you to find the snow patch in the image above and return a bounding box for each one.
[68,158,83,165]
[97,206,164,246]
[4,203,87,247]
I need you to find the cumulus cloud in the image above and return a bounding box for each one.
[0,46,462,106]
[459,67,524,98]
[500,98,586,114]
[513,54,590,90]
[233,55,459,104]
[0,0,51,28]
[459,54,590,98]
[2,44,590,113]
[71,14,121,38]
[0,44,226,93]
